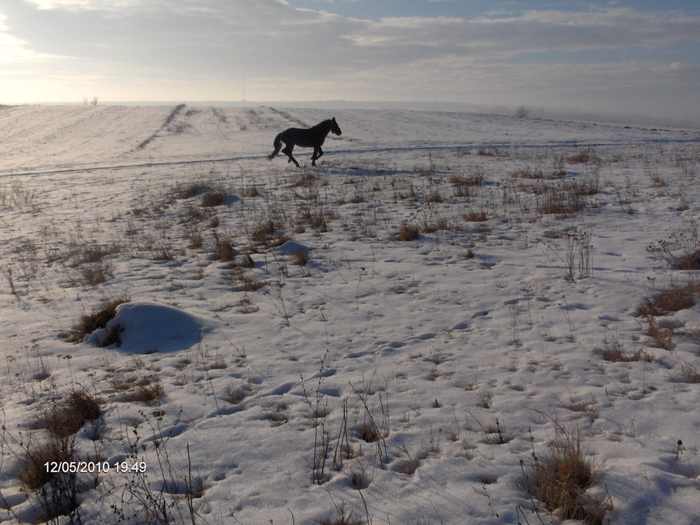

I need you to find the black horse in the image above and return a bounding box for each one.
[268,118,342,167]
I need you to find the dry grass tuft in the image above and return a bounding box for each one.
[289,249,309,266]
[650,222,700,270]
[420,217,455,234]
[66,296,129,343]
[291,173,320,188]
[234,271,267,292]
[43,390,102,438]
[537,183,586,216]
[637,283,699,317]
[241,185,261,198]
[519,427,610,524]
[18,439,75,491]
[512,166,546,179]
[214,234,236,262]
[595,345,653,363]
[672,363,700,383]
[80,262,113,286]
[349,467,372,490]
[251,219,278,244]
[71,243,121,266]
[425,189,443,203]
[221,383,251,405]
[463,209,489,222]
[201,190,226,207]
[398,223,420,241]
[121,382,164,404]
[675,250,700,271]
[392,458,420,476]
[173,182,212,200]
[296,205,337,232]
[567,150,598,164]
[645,316,674,350]
[449,173,484,187]
[449,172,483,197]
[187,228,203,249]
[354,421,381,443]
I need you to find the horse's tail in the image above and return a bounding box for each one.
[268,133,283,160]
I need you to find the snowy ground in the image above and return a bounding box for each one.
[0,104,699,524]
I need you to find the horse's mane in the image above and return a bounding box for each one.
[309,119,332,131]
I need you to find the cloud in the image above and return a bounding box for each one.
[25,0,141,9]
[0,0,698,123]
[0,12,58,64]
[346,7,700,59]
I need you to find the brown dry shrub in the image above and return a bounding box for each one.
[291,173,320,188]
[214,236,236,262]
[421,218,458,234]
[221,383,251,404]
[18,438,75,490]
[392,458,420,475]
[637,283,698,317]
[43,390,101,438]
[567,150,597,164]
[66,297,129,343]
[425,190,443,203]
[518,427,610,524]
[80,262,113,286]
[448,173,483,187]
[121,383,164,404]
[290,250,308,266]
[201,190,226,207]
[537,184,586,216]
[251,220,277,243]
[675,250,700,271]
[173,182,212,200]
[398,223,420,241]
[241,186,261,198]
[463,210,489,222]
[512,167,545,179]
[354,421,380,443]
[187,228,203,249]
[296,206,337,231]
[645,316,674,350]
[596,347,653,363]
[234,271,267,292]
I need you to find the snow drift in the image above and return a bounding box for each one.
[86,302,206,353]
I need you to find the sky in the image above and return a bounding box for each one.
[1,0,699,123]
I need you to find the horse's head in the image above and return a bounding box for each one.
[330,117,342,136]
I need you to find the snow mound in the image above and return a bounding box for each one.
[87,302,205,353]
[274,240,310,256]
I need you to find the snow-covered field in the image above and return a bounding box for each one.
[1,104,699,524]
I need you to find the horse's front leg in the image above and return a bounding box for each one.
[311,146,320,167]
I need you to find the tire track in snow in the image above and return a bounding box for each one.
[3,137,700,179]
[135,103,187,150]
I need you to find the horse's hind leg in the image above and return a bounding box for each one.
[283,145,300,168]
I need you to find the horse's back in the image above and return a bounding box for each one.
[281,127,320,148]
